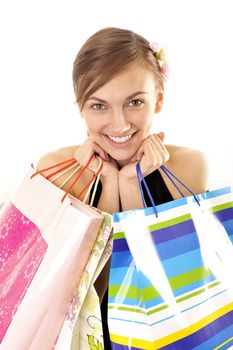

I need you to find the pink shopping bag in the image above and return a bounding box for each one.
[0,156,104,350]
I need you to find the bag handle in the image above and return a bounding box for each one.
[60,155,103,203]
[50,162,81,189]
[48,158,102,206]
[136,163,200,217]
[83,158,102,206]
[32,155,103,203]
[31,158,78,180]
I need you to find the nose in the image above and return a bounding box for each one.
[109,109,131,135]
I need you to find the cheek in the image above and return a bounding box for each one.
[135,113,154,130]
[85,118,104,133]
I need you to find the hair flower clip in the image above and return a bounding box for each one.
[150,42,169,81]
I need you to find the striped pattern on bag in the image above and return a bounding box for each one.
[108,187,233,350]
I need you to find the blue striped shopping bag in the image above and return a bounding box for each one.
[108,163,233,349]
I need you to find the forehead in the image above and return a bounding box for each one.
[92,63,157,100]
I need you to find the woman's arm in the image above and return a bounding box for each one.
[118,177,143,211]
[97,175,120,214]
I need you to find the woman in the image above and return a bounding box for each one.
[36,27,209,348]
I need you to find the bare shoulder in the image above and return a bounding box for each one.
[164,144,209,196]
[36,145,79,171]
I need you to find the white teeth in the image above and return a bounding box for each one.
[107,133,133,143]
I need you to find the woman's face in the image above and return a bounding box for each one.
[81,63,164,167]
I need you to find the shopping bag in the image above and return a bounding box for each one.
[55,210,113,350]
[108,163,233,350]
[0,156,104,350]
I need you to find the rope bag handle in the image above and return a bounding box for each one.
[32,155,103,203]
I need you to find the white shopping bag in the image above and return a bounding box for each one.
[0,157,104,350]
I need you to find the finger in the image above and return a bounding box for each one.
[73,140,106,176]
[130,153,138,162]
[141,138,166,172]
[139,141,160,175]
[93,143,108,160]
[135,133,165,163]
[136,137,158,162]
[86,137,108,161]
[135,139,148,161]
[147,138,164,166]
[157,131,165,142]
[152,133,166,151]
[149,135,164,157]
[87,160,100,173]
[136,146,145,161]
[150,134,170,162]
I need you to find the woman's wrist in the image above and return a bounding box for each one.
[118,174,140,196]
[100,172,119,186]
[118,173,143,211]
[98,172,120,214]
[119,171,138,184]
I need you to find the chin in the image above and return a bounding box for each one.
[109,153,134,167]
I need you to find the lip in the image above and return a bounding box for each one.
[103,132,137,148]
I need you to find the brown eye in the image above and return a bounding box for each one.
[91,103,106,110]
[128,99,143,107]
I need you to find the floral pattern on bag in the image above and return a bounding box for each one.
[0,202,47,341]
[65,213,113,329]
[55,212,113,350]
[88,333,103,350]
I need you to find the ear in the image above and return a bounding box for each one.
[154,87,164,113]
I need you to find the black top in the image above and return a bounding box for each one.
[89,168,174,349]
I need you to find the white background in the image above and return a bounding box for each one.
[0,0,232,203]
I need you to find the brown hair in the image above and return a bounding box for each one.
[73,27,164,111]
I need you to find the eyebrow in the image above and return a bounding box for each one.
[87,91,148,103]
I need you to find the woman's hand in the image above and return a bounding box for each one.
[119,132,170,180]
[73,137,119,179]
[74,137,120,214]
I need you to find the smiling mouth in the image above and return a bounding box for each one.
[104,132,136,144]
